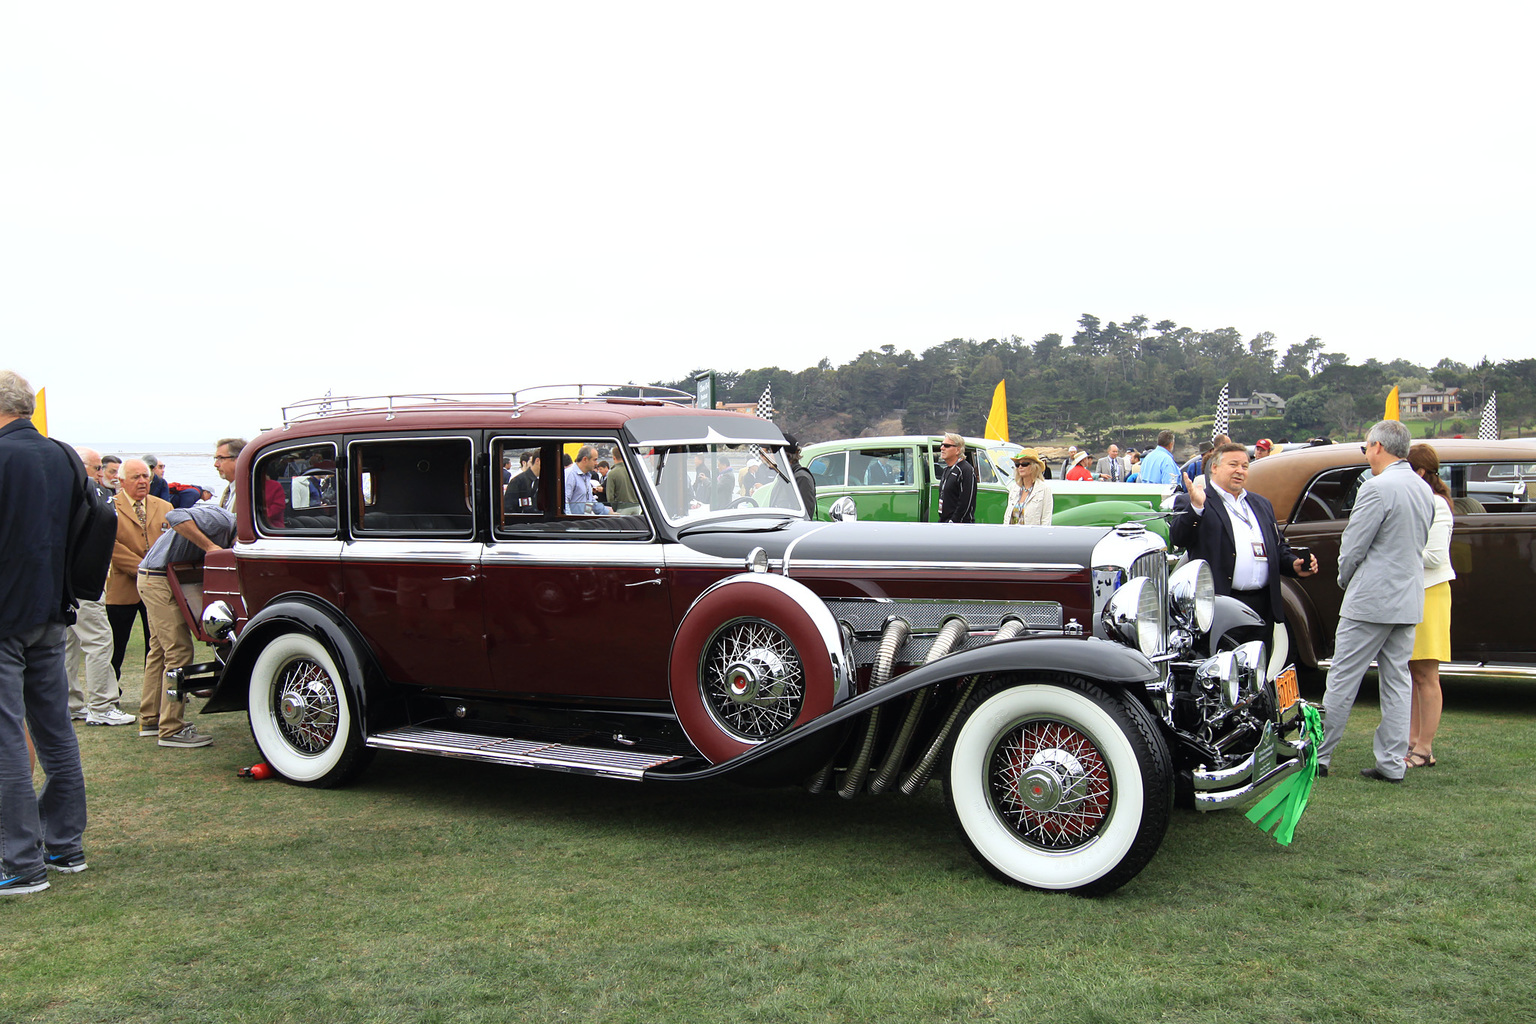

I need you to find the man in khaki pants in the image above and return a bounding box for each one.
[65,446,134,726]
[138,502,236,748]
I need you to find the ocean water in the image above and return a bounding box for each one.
[98,442,222,494]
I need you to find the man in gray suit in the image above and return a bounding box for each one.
[1317,420,1435,782]
[1095,445,1127,482]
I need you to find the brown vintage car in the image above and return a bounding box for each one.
[1243,437,1536,677]
[158,386,1319,896]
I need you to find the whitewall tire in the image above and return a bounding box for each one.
[248,632,368,787]
[946,680,1171,896]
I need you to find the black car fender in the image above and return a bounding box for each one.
[203,594,392,734]
[647,634,1158,782]
[1209,594,1267,654]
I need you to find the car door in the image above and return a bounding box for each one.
[480,436,677,699]
[845,444,921,522]
[1440,460,1536,664]
[341,434,493,691]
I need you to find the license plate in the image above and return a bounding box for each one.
[1274,666,1299,712]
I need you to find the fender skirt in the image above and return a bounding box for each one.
[644,634,1158,783]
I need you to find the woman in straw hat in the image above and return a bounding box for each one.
[1004,449,1053,526]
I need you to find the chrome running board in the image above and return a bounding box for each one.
[1314,659,1536,680]
[365,726,683,780]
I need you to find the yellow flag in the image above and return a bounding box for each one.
[984,380,1009,443]
[1384,385,1400,422]
[30,387,47,436]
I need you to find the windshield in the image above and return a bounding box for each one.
[636,443,807,525]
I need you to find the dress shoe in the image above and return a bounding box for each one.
[1316,764,1329,777]
[1359,767,1403,783]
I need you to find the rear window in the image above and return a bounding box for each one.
[254,442,339,536]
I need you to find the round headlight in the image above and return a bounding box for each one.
[1168,559,1216,633]
[1103,576,1162,658]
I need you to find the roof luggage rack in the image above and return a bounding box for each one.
[280,384,696,427]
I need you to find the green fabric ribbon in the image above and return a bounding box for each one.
[1244,702,1323,846]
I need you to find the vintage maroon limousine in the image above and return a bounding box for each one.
[167,386,1314,895]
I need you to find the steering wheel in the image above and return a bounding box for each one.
[728,496,760,509]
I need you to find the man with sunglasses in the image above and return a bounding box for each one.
[937,433,976,524]
[1316,420,1435,783]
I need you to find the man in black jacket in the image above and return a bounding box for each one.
[0,370,89,895]
[1169,442,1317,627]
[938,433,977,524]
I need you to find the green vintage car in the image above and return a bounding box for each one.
[800,435,1172,539]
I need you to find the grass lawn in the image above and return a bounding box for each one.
[6,638,1533,1023]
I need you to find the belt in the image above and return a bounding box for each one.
[138,568,167,577]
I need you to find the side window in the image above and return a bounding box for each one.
[807,451,847,488]
[492,438,650,540]
[1457,461,1534,512]
[254,443,338,536]
[848,447,912,487]
[968,447,1002,484]
[351,437,474,537]
[1293,466,1371,523]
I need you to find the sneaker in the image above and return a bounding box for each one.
[70,709,87,721]
[86,707,136,727]
[0,868,50,896]
[139,723,159,737]
[158,725,213,748]
[44,852,88,874]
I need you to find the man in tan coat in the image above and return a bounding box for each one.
[104,459,172,733]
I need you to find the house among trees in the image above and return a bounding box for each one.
[1230,391,1287,418]
[1398,386,1462,419]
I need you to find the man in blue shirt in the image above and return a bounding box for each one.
[563,446,610,515]
[1138,431,1181,486]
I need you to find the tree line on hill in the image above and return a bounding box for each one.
[655,315,1536,449]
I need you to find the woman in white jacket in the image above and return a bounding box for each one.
[1004,449,1052,526]
[1406,444,1454,768]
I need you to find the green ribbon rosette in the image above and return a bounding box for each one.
[1244,702,1323,846]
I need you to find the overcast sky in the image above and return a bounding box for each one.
[4,2,1531,444]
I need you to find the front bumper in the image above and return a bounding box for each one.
[1189,703,1314,811]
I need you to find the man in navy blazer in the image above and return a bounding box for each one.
[1169,442,1318,629]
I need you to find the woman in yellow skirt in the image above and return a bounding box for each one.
[1407,444,1454,768]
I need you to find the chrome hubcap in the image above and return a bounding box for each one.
[702,619,804,740]
[273,659,340,755]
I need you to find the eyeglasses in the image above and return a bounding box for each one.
[940,443,958,449]
[88,463,102,470]
[213,455,236,462]
[1359,441,1376,455]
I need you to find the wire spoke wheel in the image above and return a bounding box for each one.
[248,631,369,787]
[989,719,1112,850]
[947,680,1172,895]
[273,658,340,755]
[701,618,805,740]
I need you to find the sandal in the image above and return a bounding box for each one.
[1406,750,1437,768]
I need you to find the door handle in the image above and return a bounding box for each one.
[624,578,663,587]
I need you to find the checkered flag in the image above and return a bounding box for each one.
[1480,391,1499,440]
[755,384,774,421]
[1212,383,1230,445]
